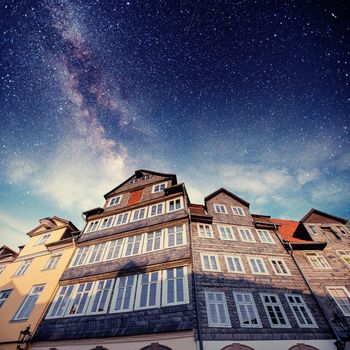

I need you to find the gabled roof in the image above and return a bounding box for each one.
[204,188,250,208]
[300,208,347,224]
[27,216,79,236]
[0,245,18,259]
[104,169,178,199]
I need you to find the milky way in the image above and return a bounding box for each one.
[0,0,349,246]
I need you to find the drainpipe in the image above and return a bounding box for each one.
[272,224,344,350]
[187,210,204,350]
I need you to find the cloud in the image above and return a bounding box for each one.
[296,168,320,185]
[6,158,38,184]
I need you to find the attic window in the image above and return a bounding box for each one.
[129,178,138,184]
[142,175,152,180]
[309,226,318,235]
[338,226,349,235]
[152,182,167,193]
[108,195,122,207]
[36,233,51,245]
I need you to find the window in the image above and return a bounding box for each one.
[337,250,350,267]
[71,246,90,267]
[123,235,143,256]
[214,204,227,214]
[105,239,124,260]
[162,267,188,306]
[115,212,129,225]
[260,293,290,328]
[0,289,12,308]
[257,230,274,244]
[131,208,147,221]
[144,231,163,253]
[86,220,99,233]
[285,294,317,327]
[47,285,75,318]
[217,225,235,240]
[197,224,213,238]
[110,275,137,313]
[238,228,256,242]
[129,178,138,184]
[225,256,244,273]
[66,282,94,316]
[231,206,245,216]
[14,285,45,320]
[165,225,185,248]
[87,279,114,314]
[0,265,5,274]
[14,259,32,276]
[108,195,122,207]
[142,174,152,180]
[135,271,161,309]
[100,216,114,230]
[327,287,350,316]
[248,257,268,274]
[88,243,107,264]
[201,253,221,271]
[149,203,164,217]
[337,226,349,235]
[269,258,290,275]
[205,291,231,327]
[309,226,318,235]
[233,292,261,327]
[306,252,331,269]
[36,233,51,245]
[167,198,182,212]
[43,255,61,270]
[152,182,167,193]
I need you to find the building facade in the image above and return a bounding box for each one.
[0,216,79,350]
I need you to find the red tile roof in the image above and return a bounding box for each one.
[270,218,306,243]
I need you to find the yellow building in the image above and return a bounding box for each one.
[0,216,79,350]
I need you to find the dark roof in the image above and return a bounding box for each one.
[27,216,79,236]
[300,208,347,224]
[204,187,250,208]
[104,169,178,199]
[82,207,104,217]
[0,245,18,259]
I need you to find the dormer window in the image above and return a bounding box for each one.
[108,195,122,207]
[231,206,245,216]
[152,182,167,193]
[36,233,51,245]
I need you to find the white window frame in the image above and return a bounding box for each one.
[85,220,100,233]
[257,230,275,244]
[337,226,349,236]
[70,246,91,267]
[135,271,161,310]
[143,230,163,253]
[14,259,32,276]
[100,216,115,230]
[238,227,256,243]
[87,243,107,264]
[164,225,186,248]
[337,250,350,267]
[231,206,245,216]
[233,292,262,328]
[166,197,184,212]
[197,223,214,238]
[129,178,138,184]
[43,255,61,270]
[205,291,231,327]
[201,253,221,272]
[285,294,318,328]
[110,275,137,313]
[108,195,122,207]
[152,182,167,193]
[306,252,331,269]
[123,234,144,257]
[225,255,245,273]
[214,203,227,214]
[46,285,75,319]
[269,258,291,276]
[309,225,318,235]
[105,239,125,261]
[86,279,114,315]
[248,257,269,275]
[131,207,148,222]
[36,233,51,245]
[162,266,189,306]
[148,202,165,217]
[0,289,12,308]
[13,285,45,320]
[65,282,94,317]
[115,212,130,226]
[217,225,235,240]
[327,286,350,316]
[260,293,291,328]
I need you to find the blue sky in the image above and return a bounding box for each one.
[0,0,349,248]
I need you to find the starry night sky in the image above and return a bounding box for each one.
[1,0,349,247]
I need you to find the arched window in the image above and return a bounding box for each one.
[289,344,320,350]
[140,343,172,350]
[221,344,255,350]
